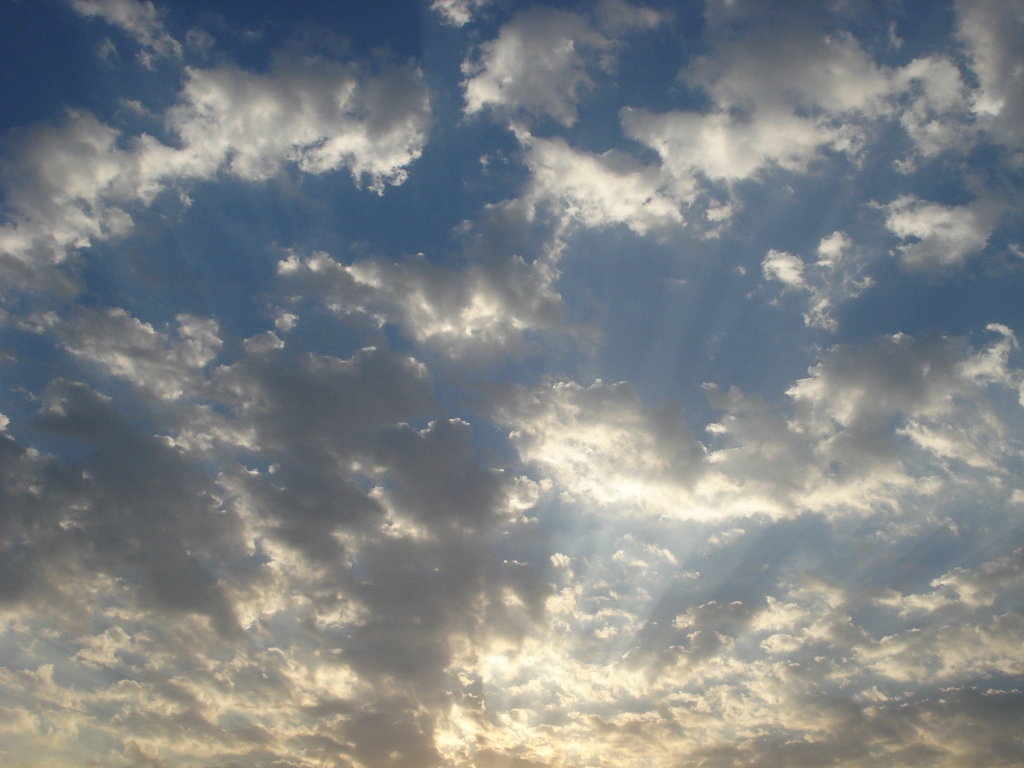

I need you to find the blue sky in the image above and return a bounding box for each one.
[2,1,1024,766]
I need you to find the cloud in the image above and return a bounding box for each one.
[467,3,1019,256]
[431,0,491,26]
[610,11,1009,233]
[859,613,1024,683]
[0,112,148,291]
[69,0,182,67]
[4,319,1024,767]
[3,3,1024,766]
[595,0,665,35]
[470,4,1016,254]
[520,134,687,235]
[0,52,431,291]
[459,3,663,126]
[0,309,555,765]
[617,24,897,214]
[26,377,247,637]
[883,194,1003,270]
[432,525,1024,768]
[956,0,1024,146]
[880,548,1024,613]
[762,231,873,331]
[462,8,614,127]
[893,55,977,164]
[277,248,562,360]
[166,56,431,188]
[494,379,709,515]
[38,307,221,400]
[496,326,1024,521]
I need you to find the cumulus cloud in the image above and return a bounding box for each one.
[4,313,1024,766]
[69,0,182,67]
[431,0,491,26]
[3,3,1024,766]
[892,55,977,165]
[595,0,665,35]
[37,307,221,400]
[460,3,664,127]
[762,231,873,330]
[617,24,896,220]
[462,8,615,127]
[432,523,1024,768]
[0,311,552,766]
[277,248,562,359]
[0,112,153,291]
[496,327,1024,521]
[883,194,1003,270]
[956,0,1024,146]
[520,134,687,235]
[495,379,708,513]
[469,2,1017,250]
[0,52,430,290]
[166,56,431,187]
[473,2,1022,255]
[606,10,1011,233]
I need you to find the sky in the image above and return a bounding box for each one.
[1,0,1024,766]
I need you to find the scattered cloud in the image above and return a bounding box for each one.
[278,248,562,359]
[520,134,686,235]
[762,231,873,330]
[955,0,1024,146]
[883,194,1003,270]
[0,53,430,291]
[431,0,491,27]
[69,0,182,67]
[462,8,614,127]
[3,2,1024,766]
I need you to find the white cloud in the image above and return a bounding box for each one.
[595,0,664,35]
[609,16,1009,234]
[3,5,1024,766]
[4,319,1024,768]
[469,8,1014,250]
[167,57,431,188]
[0,322,560,766]
[859,613,1024,682]
[278,249,562,359]
[893,55,977,163]
[521,134,685,235]
[956,0,1024,145]
[880,548,1024,613]
[617,26,897,211]
[622,106,837,188]
[0,112,141,289]
[0,54,431,291]
[762,231,873,331]
[685,27,894,119]
[69,0,182,67]
[497,327,1024,521]
[462,8,613,127]
[494,379,709,515]
[762,249,806,288]
[431,0,491,26]
[883,194,1002,270]
[32,308,221,401]
[242,331,285,355]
